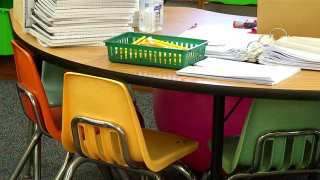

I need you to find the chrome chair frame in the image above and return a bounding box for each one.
[251,130,320,172]
[10,83,72,180]
[61,116,197,180]
[202,130,320,180]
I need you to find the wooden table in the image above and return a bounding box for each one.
[11,7,320,180]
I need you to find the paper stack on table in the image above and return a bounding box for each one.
[29,0,137,47]
[259,36,320,71]
[176,58,301,86]
[179,26,320,71]
[179,25,261,61]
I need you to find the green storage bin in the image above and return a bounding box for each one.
[0,8,13,55]
[105,32,208,69]
[0,0,13,9]
[209,0,257,5]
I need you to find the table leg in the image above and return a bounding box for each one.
[211,95,225,180]
[197,0,204,9]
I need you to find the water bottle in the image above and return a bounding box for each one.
[139,0,163,33]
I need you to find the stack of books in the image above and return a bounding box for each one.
[29,0,137,47]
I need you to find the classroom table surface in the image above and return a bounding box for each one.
[11,7,320,100]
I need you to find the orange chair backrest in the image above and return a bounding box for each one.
[62,72,148,165]
[11,40,61,141]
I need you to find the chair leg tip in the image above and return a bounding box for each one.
[23,174,33,179]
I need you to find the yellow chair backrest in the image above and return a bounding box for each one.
[62,72,147,165]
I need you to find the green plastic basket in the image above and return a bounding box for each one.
[104,32,208,69]
[0,8,13,55]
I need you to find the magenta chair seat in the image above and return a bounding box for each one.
[153,89,253,172]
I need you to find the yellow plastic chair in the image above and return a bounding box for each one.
[61,72,199,179]
[204,99,320,179]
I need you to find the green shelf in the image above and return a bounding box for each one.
[0,8,13,55]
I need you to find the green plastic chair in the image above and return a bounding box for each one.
[207,99,320,179]
[41,61,64,107]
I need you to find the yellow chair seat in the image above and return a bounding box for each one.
[92,128,198,172]
[142,128,198,172]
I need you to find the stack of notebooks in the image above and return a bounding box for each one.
[29,0,137,47]
[179,25,261,61]
[259,36,320,71]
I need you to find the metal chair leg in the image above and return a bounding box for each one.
[201,170,210,180]
[97,164,114,180]
[9,129,42,180]
[115,168,129,180]
[23,122,35,179]
[170,161,197,180]
[140,174,149,180]
[63,156,87,180]
[55,153,75,180]
[22,158,33,179]
[112,165,162,180]
[145,171,162,180]
[133,169,161,180]
[108,167,119,179]
[33,138,41,180]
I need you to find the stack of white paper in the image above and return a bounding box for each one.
[259,36,320,71]
[176,58,301,86]
[29,0,137,47]
[179,25,261,61]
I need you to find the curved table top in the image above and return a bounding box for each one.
[11,7,320,100]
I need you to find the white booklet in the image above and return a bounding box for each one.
[176,58,301,86]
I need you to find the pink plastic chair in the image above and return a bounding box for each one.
[153,89,253,172]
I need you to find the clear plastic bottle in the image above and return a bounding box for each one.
[139,0,163,33]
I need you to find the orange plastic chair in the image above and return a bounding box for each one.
[10,40,72,179]
[61,72,199,179]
